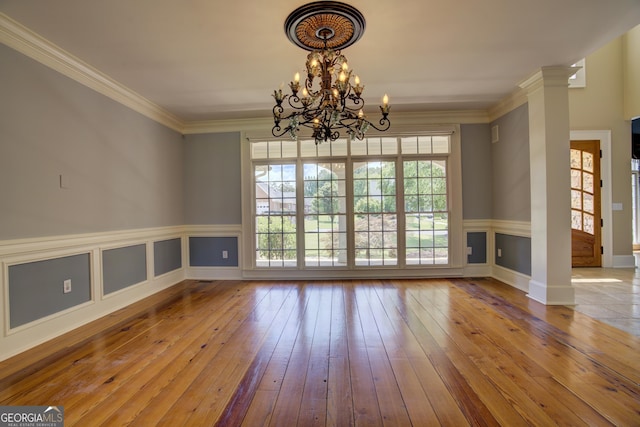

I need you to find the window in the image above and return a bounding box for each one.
[353,160,397,266]
[404,159,448,264]
[303,162,347,266]
[569,58,586,88]
[247,130,460,273]
[255,163,297,266]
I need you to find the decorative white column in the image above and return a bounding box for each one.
[519,66,578,305]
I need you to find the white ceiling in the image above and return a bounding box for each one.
[2,0,640,123]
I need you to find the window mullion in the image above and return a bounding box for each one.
[345,155,355,268]
[396,154,406,268]
[296,155,305,267]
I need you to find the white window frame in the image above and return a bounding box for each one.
[241,125,463,279]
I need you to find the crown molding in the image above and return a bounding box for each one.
[183,117,274,135]
[487,88,528,122]
[489,66,579,122]
[392,109,490,125]
[0,13,185,133]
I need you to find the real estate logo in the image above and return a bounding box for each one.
[0,406,64,427]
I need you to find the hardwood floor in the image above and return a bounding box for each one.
[1,278,639,426]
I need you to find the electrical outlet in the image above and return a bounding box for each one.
[63,279,72,294]
[222,250,228,259]
[497,248,502,257]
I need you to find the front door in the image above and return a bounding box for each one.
[571,140,602,267]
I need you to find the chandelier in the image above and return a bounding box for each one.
[272,1,390,145]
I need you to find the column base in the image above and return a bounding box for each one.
[527,279,575,305]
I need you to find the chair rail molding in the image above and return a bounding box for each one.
[0,226,186,362]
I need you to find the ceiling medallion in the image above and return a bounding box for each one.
[272,1,390,145]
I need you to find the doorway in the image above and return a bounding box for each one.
[632,118,640,250]
[571,140,602,267]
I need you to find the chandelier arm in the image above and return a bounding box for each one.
[347,94,364,104]
[272,104,285,116]
[272,105,285,131]
[286,95,303,109]
[363,116,391,132]
[272,125,292,138]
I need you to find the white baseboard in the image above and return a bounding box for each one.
[527,278,575,305]
[463,264,492,277]
[187,266,242,281]
[612,255,636,268]
[491,265,530,293]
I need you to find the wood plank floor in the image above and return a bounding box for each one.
[1,278,639,426]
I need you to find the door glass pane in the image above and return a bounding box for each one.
[571,189,582,210]
[571,169,581,189]
[583,172,594,193]
[570,149,581,168]
[584,213,594,234]
[572,210,582,230]
[583,193,594,214]
[582,152,593,173]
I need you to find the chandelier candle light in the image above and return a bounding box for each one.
[272,1,390,145]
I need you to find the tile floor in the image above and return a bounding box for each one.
[571,257,640,337]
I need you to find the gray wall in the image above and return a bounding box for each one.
[0,45,184,240]
[488,104,532,275]
[154,238,182,276]
[184,132,242,224]
[461,124,492,219]
[8,240,182,329]
[490,104,531,221]
[495,233,531,275]
[103,244,147,294]
[189,236,239,266]
[9,254,91,328]
[466,232,487,264]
